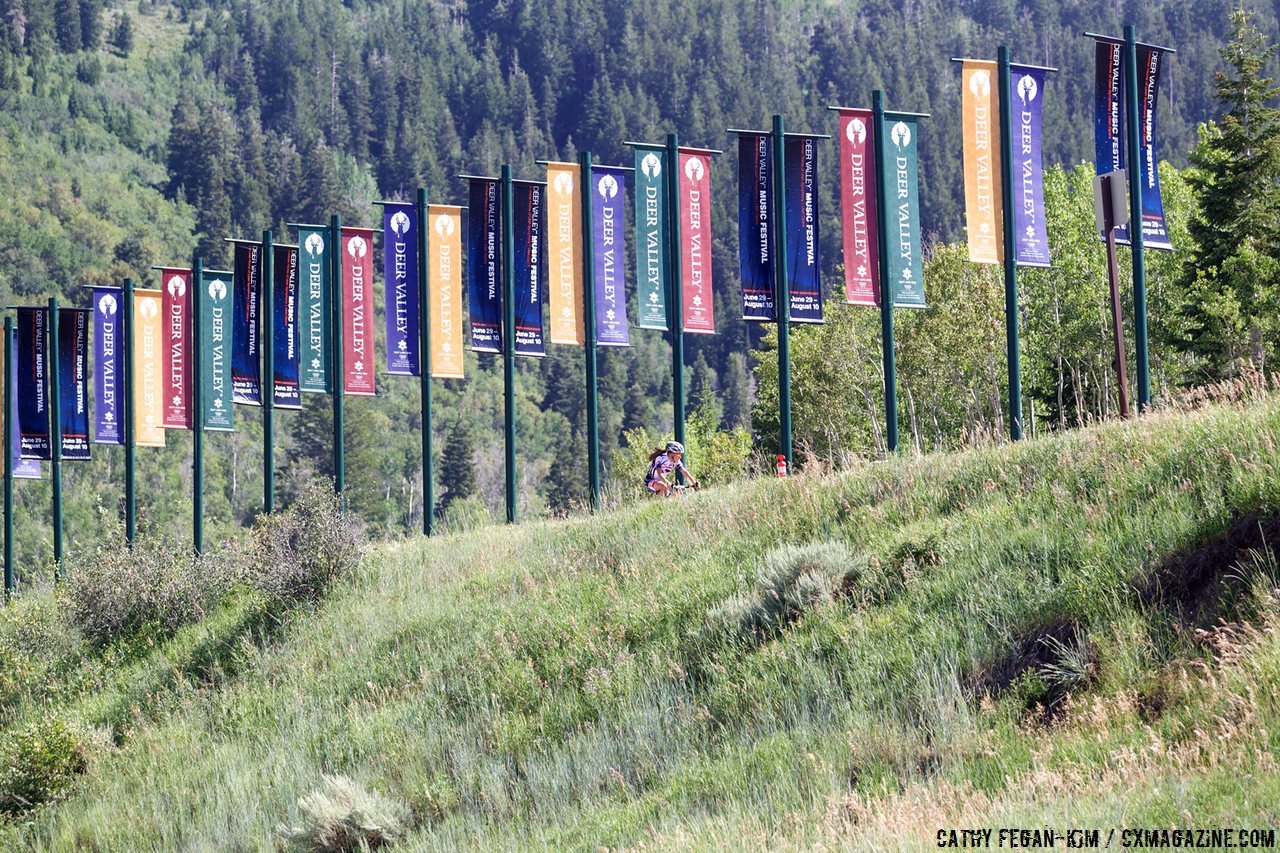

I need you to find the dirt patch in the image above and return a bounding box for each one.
[970,618,1094,720]
[1134,512,1280,626]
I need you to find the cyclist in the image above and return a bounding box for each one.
[645,441,700,497]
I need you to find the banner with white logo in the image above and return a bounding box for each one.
[1010,65,1051,267]
[962,60,1002,265]
[633,149,669,330]
[678,150,715,334]
[877,117,927,308]
[785,136,823,323]
[92,286,123,444]
[513,182,546,357]
[58,308,91,460]
[16,308,50,460]
[297,226,330,393]
[341,227,376,396]
[591,166,629,346]
[382,202,420,376]
[737,134,774,322]
[160,267,192,429]
[273,244,302,409]
[231,241,261,406]
[837,109,879,307]
[133,289,166,447]
[467,179,502,353]
[427,205,465,379]
[200,272,234,431]
[546,162,584,345]
[6,332,41,477]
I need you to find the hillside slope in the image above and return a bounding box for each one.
[4,391,1280,849]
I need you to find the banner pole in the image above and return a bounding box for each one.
[771,115,794,465]
[579,152,602,511]
[330,215,345,504]
[192,253,204,553]
[665,133,686,461]
[417,188,434,535]
[123,277,136,543]
[1123,24,1150,412]
[997,46,1023,441]
[871,92,899,453]
[3,317,12,599]
[262,229,274,514]
[47,297,62,574]
[501,164,518,524]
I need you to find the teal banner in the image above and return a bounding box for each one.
[878,116,927,308]
[633,148,669,330]
[297,226,331,393]
[200,272,234,431]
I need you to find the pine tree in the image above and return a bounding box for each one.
[688,350,721,426]
[109,13,133,57]
[720,352,753,431]
[54,0,81,52]
[437,416,477,514]
[79,0,103,51]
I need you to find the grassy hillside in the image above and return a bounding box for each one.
[3,390,1280,849]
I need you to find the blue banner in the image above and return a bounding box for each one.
[92,286,123,444]
[737,134,774,322]
[231,241,261,405]
[8,334,40,478]
[58,308,90,460]
[785,136,823,323]
[512,183,546,357]
[468,179,502,353]
[383,202,420,375]
[591,167,630,347]
[1011,65,1051,268]
[16,307,50,460]
[1137,46,1172,250]
[273,245,302,409]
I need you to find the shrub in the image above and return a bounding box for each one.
[0,720,88,819]
[281,774,410,852]
[438,495,491,534]
[247,480,367,606]
[614,403,754,498]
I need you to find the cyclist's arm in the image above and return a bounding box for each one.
[676,461,699,487]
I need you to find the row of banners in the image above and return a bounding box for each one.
[1,35,1169,466]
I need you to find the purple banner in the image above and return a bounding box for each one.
[383,202,420,375]
[737,134,774,322]
[467,179,502,353]
[512,183,546,357]
[1137,46,1172,250]
[591,167,630,346]
[92,286,123,444]
[785,136,823,323]
[1011,66,1050,268]
[8,333,40,478]
[58,309,91,460]
[16,308,50,460]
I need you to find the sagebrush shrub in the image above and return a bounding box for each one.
[247,480,366,606]
[0,719,87,818]
[281,774,410,852]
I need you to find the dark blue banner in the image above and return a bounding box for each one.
[467,179,502,353]
[8,333,40,478]
[231,241,261,405]
[591,167,630,347]
[1137,46,1172,250]
[273,245,301,409]
[383,202,420,375]
[785,136,823,323]
[92,286,123,444]
[738,134,774,322]
[58,308,90,460]
[16,308,50,460]
[513,183,546,357]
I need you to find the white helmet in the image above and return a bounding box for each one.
[665,441,685,454]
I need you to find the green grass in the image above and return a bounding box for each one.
[4,394,1280,849]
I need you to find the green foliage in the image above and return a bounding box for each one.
[614,402,752,497]
[0,719,87,819]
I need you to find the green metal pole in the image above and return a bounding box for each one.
[330,215,345,502]
[47,298,62,574]
[771,115,793,465]
[579,152,602,510]
[417,188,435,535]
[500,165,517,524]
[262,229,274,514]
[123,277,136,543]
[665,133,686,455]
[997,46,1023,440]
[3,317,12,600]
[872,91,899,453]
[192,254,204,553]
[1123,24,1150,411]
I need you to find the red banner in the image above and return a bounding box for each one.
[341,227,376,396]
[679,150,715,334]
[838,109,879,306]
[161,267,192,429]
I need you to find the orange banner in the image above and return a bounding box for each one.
[546,162,584,345]
[962,60,1002,264]
[427,205,465,379]
[133,288,166,447]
